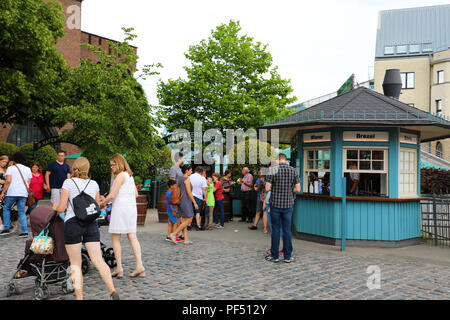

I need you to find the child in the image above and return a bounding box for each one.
[205,177,215,230]
[166,180,182,242]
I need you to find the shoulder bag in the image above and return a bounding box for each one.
[15,165,35,207]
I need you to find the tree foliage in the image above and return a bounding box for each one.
[54,28,163,180]
[157,20,296,133]
[0,0,69,130]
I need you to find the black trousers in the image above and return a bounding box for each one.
[241,191,252,221]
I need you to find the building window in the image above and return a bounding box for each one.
[400,72,415,89]
[437,70,444,84]
[6,122,45,147]
[384,46,394,55]
[343,148,388,197]
[436,100,442,115]
[399,148,417,197]
[88,34,92,44]
[304,148,330,195]
[396,45,407,54]
[422,43,433,52]
[99,37,102,46]
[409,44,421,53]
[436,142,443,158]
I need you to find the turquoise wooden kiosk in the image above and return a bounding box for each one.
[262,86,450,247]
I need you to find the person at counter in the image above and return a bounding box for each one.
[347,162,360,196]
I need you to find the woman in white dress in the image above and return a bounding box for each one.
[100,154,145,278]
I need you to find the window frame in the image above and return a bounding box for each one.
[436,99,443,115]
[399,148,417,197]
[343,147,389,197]
[396,45,407,54]
[400,72,415,89]
[437,70,444,84]
[384,46,395,55]
[303,147,331,194]
[409,44,421,53]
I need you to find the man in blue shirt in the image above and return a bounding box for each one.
[45,150,71,204]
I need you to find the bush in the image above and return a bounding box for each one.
[421,168,450,195]
[0,142,19,158]
[18,143,57,170]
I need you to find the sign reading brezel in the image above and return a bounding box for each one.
[303,132,331,143]
[400,133,418,144]
[343,131,389,142]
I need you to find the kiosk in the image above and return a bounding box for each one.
[262,84,450,247]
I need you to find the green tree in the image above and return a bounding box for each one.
[157,20,296,133]
[0,142,19,157]
[54,28,163,180]
[0,0,69,131]
[19,143,57,170]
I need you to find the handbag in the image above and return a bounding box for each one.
[15,165,35,207]
[30,228,54,255]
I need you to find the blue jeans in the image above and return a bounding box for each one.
[270,206,293,260]
[266,205,283,238]
[3,196,28,233]
[25,199,39,216]
[213,199,225,226]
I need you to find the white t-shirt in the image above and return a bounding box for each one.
[189,173,207,200]
[5,164,32,197]
[62,178,100,222]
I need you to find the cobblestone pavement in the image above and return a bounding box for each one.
[1,222,450,300]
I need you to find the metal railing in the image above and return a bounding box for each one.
[421,195,450,247]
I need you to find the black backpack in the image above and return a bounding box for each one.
[69,179,101,224]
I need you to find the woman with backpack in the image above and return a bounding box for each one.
[53,157,119,300]
[100,154,145,278]
[168,164,197,245]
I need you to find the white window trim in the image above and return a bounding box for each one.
[343,147,389,197]
[303,147,331,193]
[399,148,417,198]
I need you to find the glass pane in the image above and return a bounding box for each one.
[347,161,357,170]
[317,150,323,159]
[397,45,407,54]
[372,150,383,160]
[347,150,358,159]
[422,43,432,52]
[360,150,371,160]
[307,160,314,169]
[384,46,394,54]
[316,160,323,169]
[372,161,383,171]
[308,150,314,160]
[324,160,330,170]
[314,150,319,159]
[401,73,406,89]
[359,161,370,170]
[323,150,331,160]
[409,44,420,53]
[407,73,415,88]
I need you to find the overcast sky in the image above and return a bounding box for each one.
[81,0,450,107]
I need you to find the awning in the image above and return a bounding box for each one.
[66,152,83,159]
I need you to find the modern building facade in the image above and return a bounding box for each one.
[374,4,450,162]
[0,0,137,158]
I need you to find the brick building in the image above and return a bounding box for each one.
[1,0,137,160]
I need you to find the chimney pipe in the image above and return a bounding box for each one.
[382,69,402,99]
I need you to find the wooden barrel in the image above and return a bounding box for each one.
[157,190,168,223]
[136,195,148,225]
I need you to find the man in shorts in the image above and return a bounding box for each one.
[45,150,71,205]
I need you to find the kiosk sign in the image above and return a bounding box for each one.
[400,133,418,144]
[343,131,389,142]
[303,132,331,143]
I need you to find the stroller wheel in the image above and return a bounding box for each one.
[81,253,90,275]
[104,248,116,268]
[34,286,49,300]
[6,283,19,297]
[62,278,74,295]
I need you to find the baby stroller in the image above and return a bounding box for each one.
[6,206,73,300]
[80,204,116,275]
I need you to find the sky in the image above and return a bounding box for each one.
[81,0,450,107]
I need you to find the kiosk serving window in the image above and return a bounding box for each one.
[304,148,331,195]
[343,148,388,197]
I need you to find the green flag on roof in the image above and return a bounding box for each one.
[337,74,355,96]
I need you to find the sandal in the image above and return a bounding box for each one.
[111,269,123,278]
[129,269,146,278]
[184,240,193,245]
[168,235,178,245]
